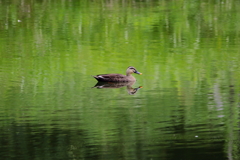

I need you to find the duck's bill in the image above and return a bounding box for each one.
[135,71,142,75]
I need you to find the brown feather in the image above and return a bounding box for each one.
[93,66,141,82]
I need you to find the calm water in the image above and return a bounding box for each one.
[1,0,240,159]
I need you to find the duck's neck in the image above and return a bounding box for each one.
[126,72,132,76]
[126,73,136,81]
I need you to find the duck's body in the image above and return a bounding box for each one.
[93,66,142,82]
[93,74,135,82]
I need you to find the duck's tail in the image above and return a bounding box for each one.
[92,75,99,80]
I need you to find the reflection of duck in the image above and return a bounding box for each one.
[92,81,143,95]
[93,66,142,82]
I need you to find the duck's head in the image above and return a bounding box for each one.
[126,66,142,76]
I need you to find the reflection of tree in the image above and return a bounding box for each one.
[0,122,91,160]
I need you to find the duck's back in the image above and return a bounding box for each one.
[93,74,135,82]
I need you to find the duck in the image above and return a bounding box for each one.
[93,66,142,82]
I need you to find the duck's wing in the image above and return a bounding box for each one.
[93,74,127,82]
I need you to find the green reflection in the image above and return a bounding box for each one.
[0,0,240,159]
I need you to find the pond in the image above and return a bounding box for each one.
[1,0,240,159]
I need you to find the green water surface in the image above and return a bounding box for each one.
[1,0,240,159]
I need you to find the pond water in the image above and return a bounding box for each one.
[1,0,240,159]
